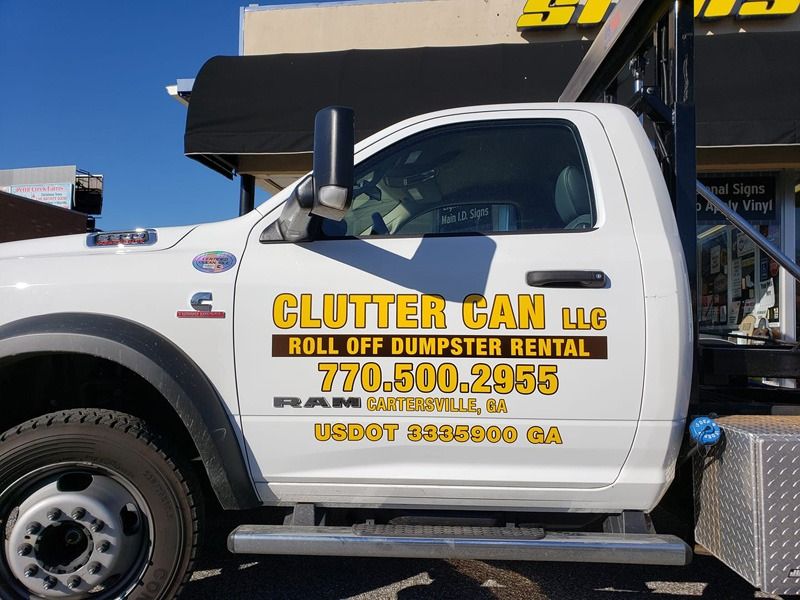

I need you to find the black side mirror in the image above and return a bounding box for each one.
[309,106,354,221]
[264,107,354,243]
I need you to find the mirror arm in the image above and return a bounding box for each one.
[267,106,354,242]
[260,176,317,243]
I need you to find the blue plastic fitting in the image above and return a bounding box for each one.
[689,416,721,446]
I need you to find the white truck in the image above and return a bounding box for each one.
[1,2,798,599]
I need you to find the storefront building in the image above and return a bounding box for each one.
[180,0,800,342]
[0,190,91,243]
[0,165,103,215]
[0,166,101,241]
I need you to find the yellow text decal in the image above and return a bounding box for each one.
[518,0,800,29]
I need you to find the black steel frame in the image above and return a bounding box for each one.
[239,174,256,216]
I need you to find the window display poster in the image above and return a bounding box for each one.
[754,279,776,319]
[728,300,741,328]
[741,256,755,299]
[733,229,755,259]
[731,259,742,300]
[710,245,721,274]
[699,232,729,328]
[742,298,756,318]
[759,223,781,324]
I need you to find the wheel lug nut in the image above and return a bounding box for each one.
[17,543,32,556]
[67,576,82,589]
[42,576,57,590]
[47,507,62,521]
[87,562,101,575]
[26,521,42,535]
[97,541,111,553]
[70,507,86,520]
[24,564,38,578]
[90,519,104,532]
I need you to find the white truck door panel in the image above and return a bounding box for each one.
[235,109,645,497]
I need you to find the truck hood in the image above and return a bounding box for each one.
[0,225,196,261]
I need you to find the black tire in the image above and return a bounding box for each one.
[0,409,200,600]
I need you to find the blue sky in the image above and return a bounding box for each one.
[0,1,340,231]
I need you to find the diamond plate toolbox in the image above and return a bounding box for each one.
[694,415,800,595]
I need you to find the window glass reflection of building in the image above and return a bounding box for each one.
[697,173,781,343]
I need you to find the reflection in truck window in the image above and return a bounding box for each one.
[322,119,595,238]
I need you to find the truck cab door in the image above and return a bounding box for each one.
[234,108,646,506]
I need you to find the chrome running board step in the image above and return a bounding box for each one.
[228,524,692,565]
[353,523,545,539]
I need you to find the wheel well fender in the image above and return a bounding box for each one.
[0,313,259,510]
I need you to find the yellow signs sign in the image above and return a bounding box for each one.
[517,0,800,29]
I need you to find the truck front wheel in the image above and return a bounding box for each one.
[0,409,200,599]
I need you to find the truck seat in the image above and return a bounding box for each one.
[555,165,592,230]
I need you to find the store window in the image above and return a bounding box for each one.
[322,120,594,238]
[697,173,781,341]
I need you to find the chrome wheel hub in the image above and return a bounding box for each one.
[5,472,146,598]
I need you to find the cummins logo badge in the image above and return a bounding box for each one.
[176,292,226,319]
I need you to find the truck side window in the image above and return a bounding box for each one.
[322,119,595,238]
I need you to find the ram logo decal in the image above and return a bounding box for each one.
[274,396,362,409]
[517,0,800,30]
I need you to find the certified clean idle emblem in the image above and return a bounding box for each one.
[192,251,237,274]
[177,292,226,319]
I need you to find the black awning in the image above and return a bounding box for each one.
[696,32,799,148]
[184,42,591,178]
[185,33,799,178]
